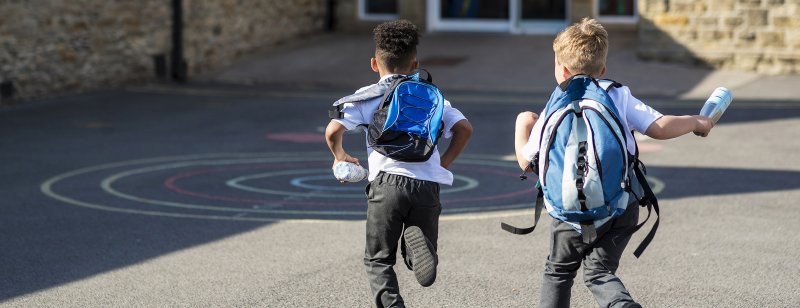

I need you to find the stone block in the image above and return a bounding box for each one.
[772,16,800,28]
[694,2,708,12]
[734,53,763,70]
[738,0,763,7]
[723,17,744,27]
[697,16,719,26]
[788,32,800,48]
[757,31,785,48]
[640,0,668,14]
[775,55,800,73]
[738,30,758,41]
[699,30,733,42]
[670,3,695,13]
[654,13,690,27]
[756,57,783,75]
[743,9,769,26]
[712,0,737,11]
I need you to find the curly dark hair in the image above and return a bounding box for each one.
[373,20,420,72]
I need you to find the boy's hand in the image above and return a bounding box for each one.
[692,115,714,137]
[326,120,360,174]
[333,153,360,169]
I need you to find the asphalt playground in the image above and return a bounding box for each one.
[1,32,800,307]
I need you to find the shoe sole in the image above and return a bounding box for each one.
[404,226,436,287]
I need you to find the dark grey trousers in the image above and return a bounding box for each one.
[539,200,640,308]
[364,172,441,308]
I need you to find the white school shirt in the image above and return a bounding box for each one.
[333,75,467,185]
[521,85,663,162]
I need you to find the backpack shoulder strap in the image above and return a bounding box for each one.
[328,75,406,119]
[597,79,623,91]
[416,68,434,83]
[377,75,412,109]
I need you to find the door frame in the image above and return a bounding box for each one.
[426,0,569,34]
[593,0,638,24]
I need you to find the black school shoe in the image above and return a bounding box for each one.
[402,226,437,287]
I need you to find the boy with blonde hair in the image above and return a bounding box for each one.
[513,18,713,307]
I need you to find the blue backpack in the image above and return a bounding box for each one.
[502,75,660,258]
[367,70,445,162]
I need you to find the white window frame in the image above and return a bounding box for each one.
[594,0,638,24]
[358,0,399,21]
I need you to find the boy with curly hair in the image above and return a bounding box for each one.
[325,20,472,308]
[513,18,714,307]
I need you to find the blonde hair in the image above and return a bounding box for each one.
[553,18,608,76]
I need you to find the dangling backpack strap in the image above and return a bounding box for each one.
[501,181,544,235]
[377,75,411,109]
[630,158,660,258]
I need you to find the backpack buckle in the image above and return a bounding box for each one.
[622,178,632,192]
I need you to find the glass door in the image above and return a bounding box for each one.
[427,0,566,34]
[512,0,568,34]
[427,0,512,32]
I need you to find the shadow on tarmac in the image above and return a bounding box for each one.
[648,166,800,199]
[2,89,800,302]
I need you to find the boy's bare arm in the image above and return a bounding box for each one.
[440,119,472,169]
[644,115,714,140]
[325,120,360,167]
[514,112,538,171]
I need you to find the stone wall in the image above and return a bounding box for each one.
[182,0,326,76]
[638,0,800,74]
[0,0,325,102]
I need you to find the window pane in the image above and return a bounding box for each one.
[366,0,397,15]
[598,0,635,16]
[521,0,566,20]
[440,0,509,19]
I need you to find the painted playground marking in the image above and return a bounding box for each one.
[40,152,664,223]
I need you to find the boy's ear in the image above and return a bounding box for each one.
[562,65,571,80]
[370,57,380,73]
[598,66,607,78]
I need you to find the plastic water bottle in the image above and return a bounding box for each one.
[333,161,368,182]
[699,87,733,124]
[694,87,733,136]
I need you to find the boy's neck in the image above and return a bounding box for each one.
[379,69,415,78]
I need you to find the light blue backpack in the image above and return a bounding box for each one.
[502,75,659,258]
